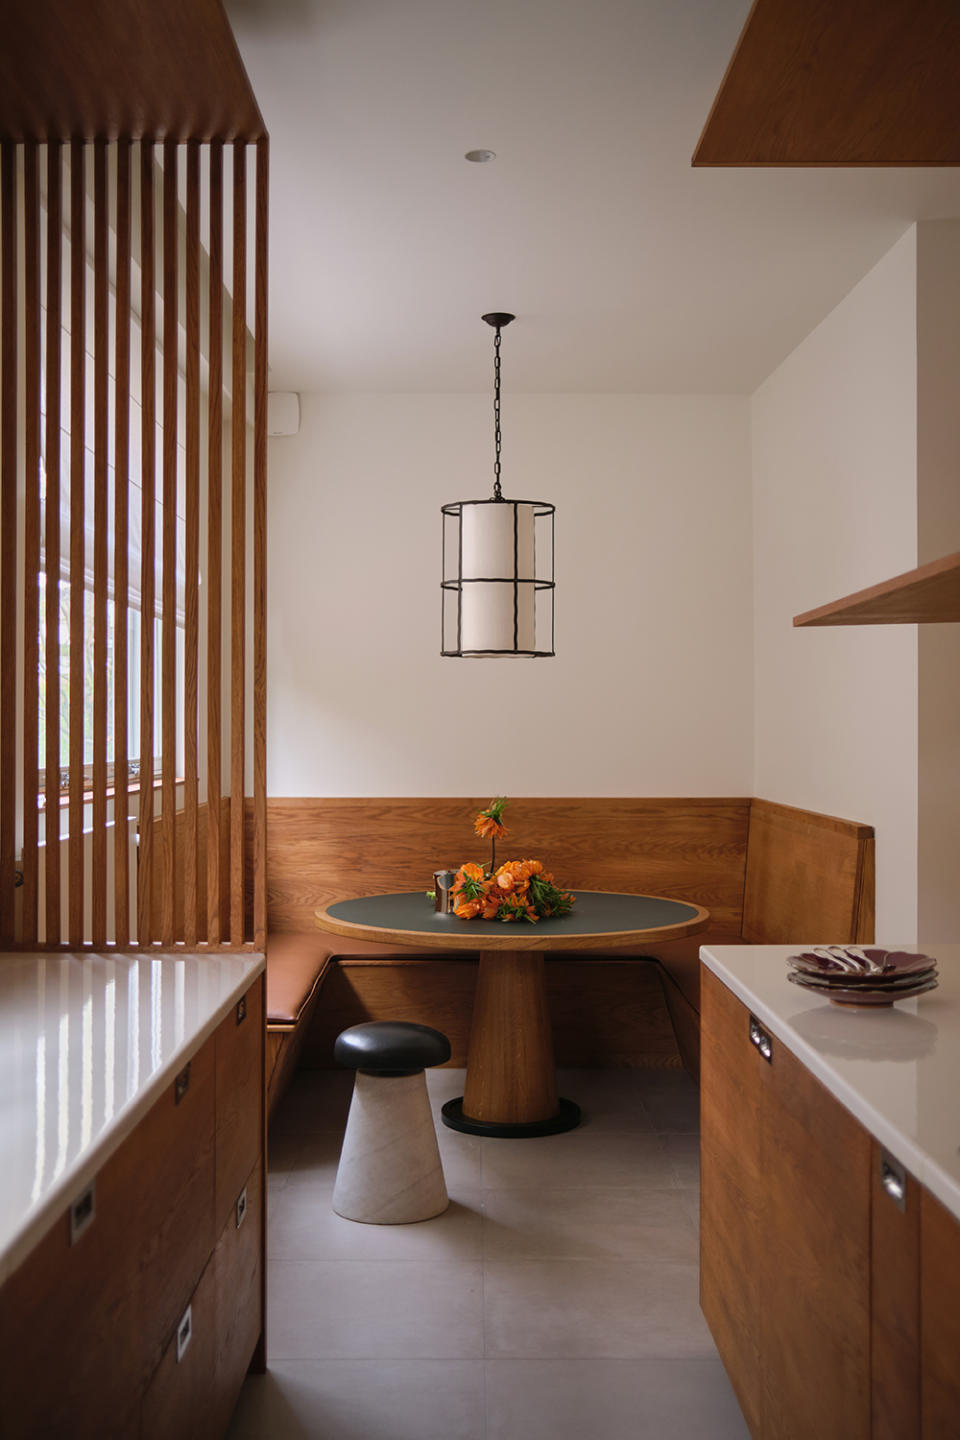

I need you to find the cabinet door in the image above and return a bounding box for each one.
[921,1189,960,1438]
[215,977,263,1235]
[871,1142,920,1440]
[760,1020,871,1440]
[212,1157,264,1434]
[701,967,770,1437]
[0,1153,142,1438]
[140,1255,218,1440]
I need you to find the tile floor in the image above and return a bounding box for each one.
[228,1066,749,1440]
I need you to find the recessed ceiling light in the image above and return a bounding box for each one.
[465,149,496,163]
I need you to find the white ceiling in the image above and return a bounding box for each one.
[226,0,960,395]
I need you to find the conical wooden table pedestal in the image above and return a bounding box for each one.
[440,951,580,1137]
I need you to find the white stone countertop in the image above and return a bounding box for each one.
[0,949,264,1285]
[701,944,960,1224]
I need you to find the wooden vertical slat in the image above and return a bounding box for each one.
[183,142,200,948]
[0,141,17,947]
[230,144,246,946]
[137,142,156,946]
[21,146,41,943]
[206,141,224,948]
[160,140,178,947]
[90,141,108,945]
[253,139,268,953]
[68,140,85,947]
[44,142,63,947]
[113,142,131,946]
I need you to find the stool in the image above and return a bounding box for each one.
[332,1021,452,1225]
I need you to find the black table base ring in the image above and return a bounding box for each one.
[440,1096,581,1138]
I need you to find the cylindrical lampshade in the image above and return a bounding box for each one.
[441,498,555,658]
[461,502,535,653]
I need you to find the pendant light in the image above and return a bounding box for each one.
[441,313,555,658]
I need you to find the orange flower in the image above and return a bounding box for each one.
[474,797,509,840]
[454,898,481,919]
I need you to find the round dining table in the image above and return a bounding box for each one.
[315,889,709,1138]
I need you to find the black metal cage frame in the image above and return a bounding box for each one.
[441,496,555,658]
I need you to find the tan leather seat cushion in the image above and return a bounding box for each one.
[267,933,406,1025]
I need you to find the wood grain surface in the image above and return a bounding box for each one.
[920,1188,960,1436]
[742,797,874,944]
[230,143,247,946]
[301,956,681,1071]
[113,141,132,946]
[20,144,41,943]
[462,951,559,1123]
[267,797,750,934]
[0,0,265,142]
[67,141,85,946]
[91,140,109,945]
[0,143,16,948]
[43,141,63,946]
[794,550,960,626]
[206,140,224,948]
[694,0,960,166]
[871,1139,920,1440]
[160,140,178,948]
[137,140,157,944]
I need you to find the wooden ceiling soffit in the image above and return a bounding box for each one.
[0,0,265,142]
[694,0,960,166]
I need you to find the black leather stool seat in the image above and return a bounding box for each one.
[334,1021,452,1075]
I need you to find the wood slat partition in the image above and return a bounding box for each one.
[91,140,108,946]
[207,141,224,949]
[113,141,131,946]
[184,142,200,949]
[0,141,16,948]
[137,140,157,946]
[43,142,62,946]
[2,129,266,954]
[68,141,85,947]
[230,144,246,947]
[253,139,268,953]
[21,147,41,942]
[160,141,178,948]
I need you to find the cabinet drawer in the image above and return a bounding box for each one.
[212,1157,264,1433]
[871,1142,920,1440]
[114,1033,217,1379]
[140,1254,218,1440]
[215,978,263,1234]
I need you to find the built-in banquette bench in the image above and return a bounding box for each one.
[263,797,874,1109]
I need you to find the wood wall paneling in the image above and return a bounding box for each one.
[742,797,875,944]
[43,141,62,946]
[113,140,132,946]
[264,797,753,935]
[21,144,41,942]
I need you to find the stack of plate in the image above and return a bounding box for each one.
[786,946,938,1007]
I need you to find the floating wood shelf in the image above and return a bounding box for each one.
[694,0,960,166]
[794,553,960,627]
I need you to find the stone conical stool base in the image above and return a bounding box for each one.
[333,1069,449,1224]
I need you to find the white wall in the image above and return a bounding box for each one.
[267,393,753,796]
[751,229,919,941]
[916,221,960,942]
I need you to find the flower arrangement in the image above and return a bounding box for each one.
[449,800,576,925]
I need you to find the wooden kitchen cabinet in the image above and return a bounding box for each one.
[871,1141,921,1440]
[920,1189,960,1438]
[701,968,871,1440]
[0,972,265,1440]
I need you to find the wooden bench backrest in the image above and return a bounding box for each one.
[263,795,875,947]
[741,798,875,944]
[264,797,752,936]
